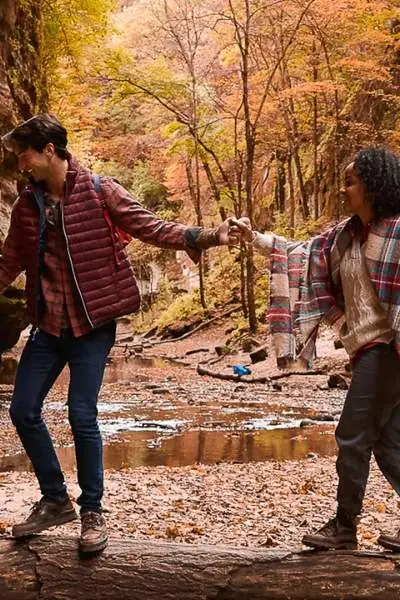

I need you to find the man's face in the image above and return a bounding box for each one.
[15,144,54,183]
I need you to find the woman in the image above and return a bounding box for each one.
[234,147,400,551]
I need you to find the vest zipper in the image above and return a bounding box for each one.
[60,192,94,329]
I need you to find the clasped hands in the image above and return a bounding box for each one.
[216,217,255,246]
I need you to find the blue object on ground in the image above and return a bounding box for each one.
[233,364,252,376]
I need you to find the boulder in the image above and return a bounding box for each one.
[0,287,28,355]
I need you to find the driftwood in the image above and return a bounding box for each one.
[0,536,400,599]
[199,354,227,366]
[197,364,325,383]
[153,305,241,345]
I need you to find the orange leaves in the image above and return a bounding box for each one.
[0,521,9,534]
[297,478,316,495]
[166,523,205,539]
[337,58,392,83]
[277,81,345,101]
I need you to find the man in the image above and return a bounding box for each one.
[0,113,239,553]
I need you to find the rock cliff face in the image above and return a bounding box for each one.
[0,1,43,351]
[0,0,43,239]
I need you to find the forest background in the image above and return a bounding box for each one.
[4,0,400,337]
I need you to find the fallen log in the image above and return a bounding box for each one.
[153,305,241,345]
[197,364,269,383]
[197,364,325,383]
[0,536,400,599]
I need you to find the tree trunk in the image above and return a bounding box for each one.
[1,536,400,600]
[287,153,295,237]
[311,38,320,220]
[185,159,207,308]
[275,150,286,214]
[201,159,227,221]
[240,243,248,318]
[288,112,309,220]
[278,60,309,221]
[238,0,257,334]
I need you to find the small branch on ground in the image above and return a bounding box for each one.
[197,364,325,383]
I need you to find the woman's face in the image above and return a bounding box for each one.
[341,162,372,222]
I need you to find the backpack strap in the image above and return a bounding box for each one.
[91,174,106,207]
[92,174,101,193]
[90,174,132,262]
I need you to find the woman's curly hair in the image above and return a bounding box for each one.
[354,147,400,221]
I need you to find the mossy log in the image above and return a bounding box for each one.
[1,536,400,599]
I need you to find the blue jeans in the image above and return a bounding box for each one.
[9,322,116,512]
[336,343,400,516]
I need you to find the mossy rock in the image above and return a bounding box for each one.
[159,316,203,339]
[0,288,29,355]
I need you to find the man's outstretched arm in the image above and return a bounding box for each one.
[101,178,239,260]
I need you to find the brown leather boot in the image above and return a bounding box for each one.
[79,511,108,553]
[12,496,77,538]
[378,528,400,552]
[302,512,357,550]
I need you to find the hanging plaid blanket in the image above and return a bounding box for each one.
[268,215,400,367]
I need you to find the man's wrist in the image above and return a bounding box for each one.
[194,228,220,249]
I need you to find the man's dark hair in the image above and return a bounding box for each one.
[354,147,400,221]
[3,113,70,159]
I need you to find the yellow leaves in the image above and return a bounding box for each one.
[337,58,392,83]
[165,523,205,539]
[278,81,345,101]
[172,499,186,510]
[0,521,9,534]
[165,524,184,538]
[297,479,316,495]
[362,530,376,540]
[219,45,242,68]
[191,525,205,535]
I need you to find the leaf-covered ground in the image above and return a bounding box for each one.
[0,322,398,552]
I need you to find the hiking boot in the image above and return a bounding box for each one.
[79,511,108,553]
[12,496,77,538]
[302,515,357,550]
[378,528,400,552]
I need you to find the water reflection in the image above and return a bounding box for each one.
[0,426,336,473]
[104,356,180,382]
[0,355,177,386]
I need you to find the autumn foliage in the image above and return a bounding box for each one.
[41,0,400,329]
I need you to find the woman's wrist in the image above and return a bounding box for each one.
[249,230,258,243]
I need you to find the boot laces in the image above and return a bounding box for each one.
[82,512,104,532]
[28,497,47,519]
[317,517,338,537]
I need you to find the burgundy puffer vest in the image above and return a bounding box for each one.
[17,158,140,327]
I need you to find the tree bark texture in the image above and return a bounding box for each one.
[1,537,400,600]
